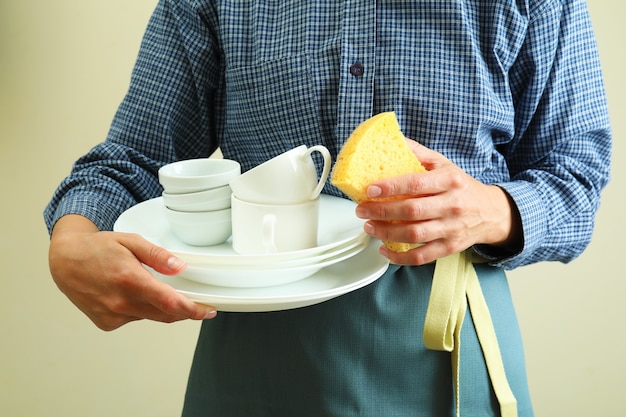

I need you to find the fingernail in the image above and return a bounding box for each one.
[204,309,217,319]
[355,206,367,218]
[167,256,186,271]
[367,185,382,198]
[364,221,375,234]
[379,245,392,260]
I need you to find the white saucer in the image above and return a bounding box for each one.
[180,235,369,287]
[114,194,365,265]
[186,232,368,269]
[151,238,389,312]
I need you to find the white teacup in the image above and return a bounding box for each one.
[230,194,319,255]
[229,145,331,204]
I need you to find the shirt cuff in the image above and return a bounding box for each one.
[474,180,548,270]
[44,190,133,234]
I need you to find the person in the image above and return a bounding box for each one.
[44,1,611,416]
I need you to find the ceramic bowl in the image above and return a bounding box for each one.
[164,207,232,246]
[158,159,240,194]
[162,185,232,212]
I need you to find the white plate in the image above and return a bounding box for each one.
[114,194,365,265]
[151,238,389,312]
[180,236,369,287]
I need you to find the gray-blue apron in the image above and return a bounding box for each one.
[182,263,534,416]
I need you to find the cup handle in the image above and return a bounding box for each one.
[262,214,278,253]
[305,145,332,200]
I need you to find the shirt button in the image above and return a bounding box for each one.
[349,63,364,77]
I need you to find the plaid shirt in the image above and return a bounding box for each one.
[45,0,611,269]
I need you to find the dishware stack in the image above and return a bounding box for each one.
[158,158,241,246]
[114,145,390,303]
[114,194,374,290]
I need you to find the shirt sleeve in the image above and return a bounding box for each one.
[43,0,221,234]
[476,0,612,269]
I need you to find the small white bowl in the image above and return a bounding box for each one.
[162,185,232,212]
[164,207,232,246]
[158,159,241,194]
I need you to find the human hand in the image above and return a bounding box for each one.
[355,140,521,265]
[48,215,217,331]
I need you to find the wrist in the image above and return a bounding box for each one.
[482,185,522,251]
[51,214,100,238]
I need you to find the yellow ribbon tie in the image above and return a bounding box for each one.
[423,250,518,417]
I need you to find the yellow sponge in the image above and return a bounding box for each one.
[331,112,426,252]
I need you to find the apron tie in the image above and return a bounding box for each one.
[424,250,518,417]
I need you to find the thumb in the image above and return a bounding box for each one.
[118,233,217,320]
[121,233,187,276]
[404,138,448,170]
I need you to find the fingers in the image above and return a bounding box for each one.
[358,195,435,223]
[117,235,217,322]
[132,271,217,322]
[111,234,218,325]
[91,301,217,332]
[363,218,435,247]
[365,172,430,200]
[366,140,462,201]
[365,165,465,201]
[89,270,218,331]
[379,240,465,266]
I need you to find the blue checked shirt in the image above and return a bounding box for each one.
[45,0,611,270]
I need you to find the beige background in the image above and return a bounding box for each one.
[1,1,623,416]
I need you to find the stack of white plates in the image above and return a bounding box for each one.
[114,194,390,311]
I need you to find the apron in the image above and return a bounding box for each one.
[182,263,534,416]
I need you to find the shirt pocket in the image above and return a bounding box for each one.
[223,54,323,172]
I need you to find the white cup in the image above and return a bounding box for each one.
[230,194,319,255]
[229,145,331,204]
